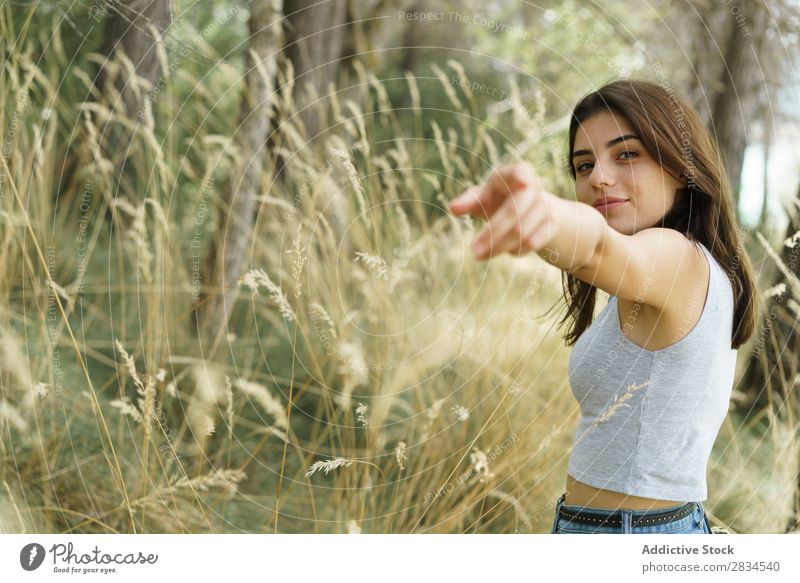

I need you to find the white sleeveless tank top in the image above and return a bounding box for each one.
[566,241,738,501]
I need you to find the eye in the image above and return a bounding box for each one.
[575,161,592,173]
[619,150,638,161]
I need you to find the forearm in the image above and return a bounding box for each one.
[535,192,607,273]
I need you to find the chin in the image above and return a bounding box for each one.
[606,220,633,235]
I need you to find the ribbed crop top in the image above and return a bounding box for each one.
[566,241,737,502]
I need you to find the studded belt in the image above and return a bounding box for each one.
[558,501,697,529]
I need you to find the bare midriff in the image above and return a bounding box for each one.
[565,474,686,510]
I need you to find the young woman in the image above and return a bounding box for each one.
[448,78,758,534]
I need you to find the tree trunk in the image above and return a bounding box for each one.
[194,0,413,347]
[280,0,349,145]
[192,0,284,348]
[399,1,424,74]
[59,1,172,203]
[97,0,173,123]
[268,0,415,231]
[266,0,351,253]
[708,0,770,210]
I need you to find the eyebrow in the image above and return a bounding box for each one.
[571,134,641,159]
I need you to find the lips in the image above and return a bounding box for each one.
[593,198,628,211]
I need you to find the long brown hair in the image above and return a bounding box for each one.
[559,77,757,350]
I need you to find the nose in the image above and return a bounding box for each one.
[588,160,615,189]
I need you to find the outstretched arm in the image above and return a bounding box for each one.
[447,163,707,311]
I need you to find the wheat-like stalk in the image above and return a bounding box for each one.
[447,59,473,100]
[764,282,787,298]
[78,107,115,181]
[367,70,392,116]
[344,99,370,155]
[335,340,369,407]
[430,121,452,179]
[110,396,144,424]
[308,303,337,341]
[452,404,470,422]
[784,228,800,249]
[111,200,154,284]
[224,375,235,438]
[31,382,47,399]
[330,146,368,215]
[530,424,561,458]
[304,457,353,478]
[353,251,390,280]
[114,339,155,438]
[165,381,177,398]
[138,376,156,441]
[239,268,296,321]
[427,398,446,421]
[355,402,369,427]
[757,231,800,301]
[591,380,651,428]
[469,447,495,482]
[287,222,306,299]
[203,415,215,436]
[419,398,447,441]
[481,131,501,169]
[48,279,74,312]
[395,441,407,471]
[0,336,34,396]
[395,205,412,246]
[233,378,288,430]
[404,71,421,113]
[787,298,800,318]
[114,339,145,393]
[0,401,28,432]
[171,468,246,493]
[430,62,462,111]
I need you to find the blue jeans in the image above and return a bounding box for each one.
[550,493,713,534]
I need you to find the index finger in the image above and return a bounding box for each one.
[448,163,542,219]
[483,163,543,197]
[447,185,504,220]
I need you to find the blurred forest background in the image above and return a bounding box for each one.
[1,0,800,534]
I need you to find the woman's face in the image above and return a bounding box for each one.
[571,110,686,235]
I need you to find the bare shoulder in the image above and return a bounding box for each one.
[609,229,711,350]
[571,226,709,312]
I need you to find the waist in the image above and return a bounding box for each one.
[565,474,686,510]
[554,492,701,530]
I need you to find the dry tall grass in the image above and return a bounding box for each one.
[0,9,797,534]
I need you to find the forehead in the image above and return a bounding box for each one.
[573,111,635,150]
